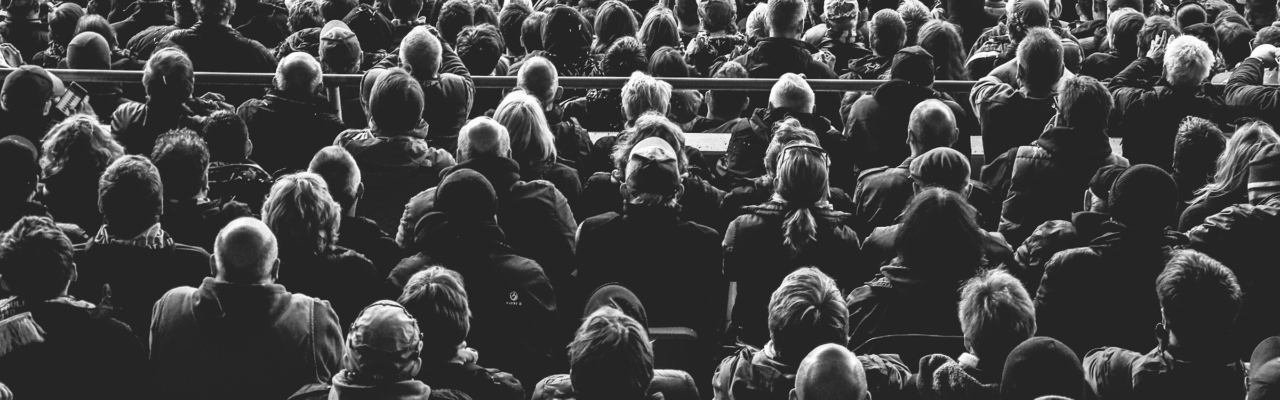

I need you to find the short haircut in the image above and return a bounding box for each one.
[1175,2,1207,29]
[276,51,323,94]
[289,0,324,32]
[638,6,681,58]
[401,26,444,80]
[1164,35,1214,87]
[389,0,423,19]
[194,0,235,21]
[498,0,532,55]
[40,114,123,178]
[602,36,648,77]
[869,9,907,56]
[1257,26,1280,47]
[322,0,359,21]
[202,111,252,163]
[1106,0,1141,13]
[648,46,689,78]
[98,155,164,232]
[151,129,210,201]
[568,306,655,400]
[369,68,425,132]
[1107,8,1145,57]
[521,11,546,52]
[457,23,505,75]
[621,71,672,120]
[74,14,117,48]
[49,3,85,45]
[0,216,75,298]
[898,0,929,46]
[769,73,814,113]
[1138,16,1179,56]
[746,3,770,38]
[767,0,807,36]
[1216,21,1255,67]
[1174,116,1227,180]
[768,267,849,364]
[457,117,512,162]
[1057,75,1113,130]
[1017,27,1065,92]
[611,113,688,173]
[708,61,749,117]
[261,172,341,256]
[398,266,472,362]
[909,99,958,149]
[517,56,558,106]
[214,217,279,283]
[308,145,362,211]
[438,0,475,46]
[473,3,498,27]
[494,91,557,169]
[1157,250,1242,343]
[958,269,1036,361]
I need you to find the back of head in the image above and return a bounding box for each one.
[1174,116,1226,180]
[151,129,210,201]
[569,306,655,400]
[1182,22,1220,55]
[897,0,929,46]
[457,117,512,162]
[909,147,970,193]
[1138,16,1179,56]
[343,2,395,52]
[624,137,683,207]
[203,111,252,163]
[1216,21,1255,67]
[708,61,749,117]
[1257,26,1280,47]
[602,36,648,77]
[1000,337,1086,400]
[322,0,359,21]
[1106,0,1142,14]
[890,46,935,87]
[1164,35,1214,88]
[2,65,55,113]
[214,217,279,283]
[895,187,985,278]
[98,155,164,236]
[1198,121,1278,203]
[40,114,124,179]
[1057,75,1113,131]
[309,145,362,211]
[1108,164,1178,230]
[0,135,39,201]
[1176,1,1207,29]
[517,55,559,106]
[768,0,807,37]
[648,46,690,77]
[401,26,444,81]
[768,267,848,366]
[622,71,673,120]
[398,266,471,363]
[66,31,112,70]
[1157,250,1242,349]
[438,0,475,47]
[638,6,681,58]
[521,11,547,52]
[342,301,424,384]
[701,0,737,33]
[457,23,506,75]
[765,119,821,179]
[1107,8,1145,57]
[74,14,117,48]
[369,68,426,133]
[144,47,196,104]
[746,3,770,39]
[0,216,75,299]
[773,141,832,253]
[674,0,699,29]
[541,6,591,57]
[1016,27,1065,93]
[276,51,324,96]
[321,21,364,74]
[1008,0,1051,42]
[194,0,236,23]
[499,0,533,55]
[908,99,958,151]
[289,0,324,32]
[611,113,687,173]
[261,172,341,256]
[917,20,968,81]
[958,269,1036,363]
[473,3,498,27]
[869,9,907,56]
[794,344,869,400]
[50,3,86,46]
[593,1,638,53]
[769,73,814,113]
[494,91,556,168]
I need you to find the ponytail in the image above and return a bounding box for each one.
[782,206,818,256]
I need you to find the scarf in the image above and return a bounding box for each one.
[90,223,173,250]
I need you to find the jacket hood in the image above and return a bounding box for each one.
[1037,126,1114,158]
[350,134,438,168]
[441,156,522,196]
[746,37,819,76]
[872,80,941,108]
[261,89,338,114]
[191,278,295,342]
[329,371,433,399]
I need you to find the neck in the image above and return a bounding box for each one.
[770,31,800,40]
[707,110,739,121]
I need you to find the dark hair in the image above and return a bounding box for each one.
[894,187,985,280]
[1109,8,1146,57]
[638,6,681,58]
[1176,2,1207,29]
[918,20,968,81]
[194,0,236,21]
[1216,21,1255,67]
[647,46,688,77]
[151,129,210,201]
[1174,116,1227,189]
[437,0,475,46]
[322,0,359,22]
[369,68,425,132]
[1157,250,1241,346]
[602,36,648,77]
[1258,26,1280,47]
[1245,0,1275,30]
[1018,27,1065,92]
[1138,16,1179,55]
[708,61,749,117]
[289,0,324,32]
[568,307,655,400]
[898,0,929,46]
[457,23,505,75]
[767,267,848,365]
[1058,75,1113,130]
[0,216,75,299]
[1214,9,1248,27]
[674,0,699,27]
[389,0,424,20]
[203,111,252,163]
[870,9,907,57]
[498,0,532,55]
[475,3,499,25]
[74,14,117,48]
[521,11,547,51]
[592,0,638,54]
[98,155,164,236]
[398,267,472,363]
[50,3,86,46]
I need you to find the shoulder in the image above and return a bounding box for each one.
[531,374,574,400]
[857,165,905,182]
[172,243,212,260]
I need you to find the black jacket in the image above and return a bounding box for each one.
[714,107,838,187]
[859,224,1014,284]
[338,215,403,277]
[110,2,174,46]
[970,75,1058,165]
[1080,51,1134,81]
[160,197,255,253]
[1187,196,1280,358]
[160,22,277,73]
[1110,56,1231,171]
[39,166,107,234]
[0,297,146,400]
[543,103,592,174]
[276,246,386,328]
[730,37,842,129]
[560,89,625,135]
[720,177,857,233]
[578,171,725,233]
[1224,57,1280,127]
[237,90,347,174]
[853,157,1000,238]
[843,80,975,172]
[373,41,474,154]
[846,262,968,350]
[112,97,233,156]
[336,129,456,233]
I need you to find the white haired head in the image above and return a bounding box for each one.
[769,73,814,114]
[1164,35,1214,88]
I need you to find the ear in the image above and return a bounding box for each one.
[554,86,564,102]
[69,262,78,283]
[209,254,218,278]
[355,182,365,202]
[789,388,798,400]
[675,183,686,201]
[611,169,624,184]
[270,258,282,282]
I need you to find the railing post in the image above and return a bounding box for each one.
[329,86,342,117]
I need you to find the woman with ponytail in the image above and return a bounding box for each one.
[723,136,860,348]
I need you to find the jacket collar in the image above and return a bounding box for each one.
[747,200,849,222]
[1036,125,1113,158]
[442,156,522,196]
[755,107,832,134]
[193,278,294,341]
[88,223,173,250]
[261,89,336,113]
[872,79,941,105]
[330,371,433,400]
[1089,221,1188,248]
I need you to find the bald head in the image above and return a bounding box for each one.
[457,117,512,162]
[908,99,958,155]
[214,217,279,284]
[277,52,323,95]
[401,26,443,81]
[517,56,559,109]
[791,344,869,400]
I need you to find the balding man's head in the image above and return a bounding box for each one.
[791,344,869,400]
[276,52,323,96]
[517,56,560,109]
[214,217,280,284]
[908,99,958,154]
[457,117,512,162]
[401,26,443,81]
[309,146,362,212]
[770,73,815,114]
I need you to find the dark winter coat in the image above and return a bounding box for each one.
[1110,56,1231,171]
[237,90,347,174]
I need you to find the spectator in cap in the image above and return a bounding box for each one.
[499,0,533,61]
[1180,121,1278,232]
[1111,34,1226,171]
[1080,7,1143,80]
[0,0,53,62]
[398,267,525,400]
[327,300,470,399]
[158,0,277,74]
[37,115,123,236]
[459,23,510,119]
[335,68,456,233]
[375,25,475,155]
[0,216,146,399]
[858,147,1013,277]
[517,56,592,174]
[237,51,346,174]
[581,71,673,173]
[70,155,212,347]
[689,61,748,133]
[1172,116,1227,215]
[848,9,906,80]
[801,0,868,77]
[201,111,274,212]
[728,0,840,127]
[388,168,560,392]
[790,344,870,400]
[151,129,254,253]
[1224,43,1280,128]
[0,136,50,230]
[682,0,744,77]
[493,91,582,204]
[0,65,61,146]
[31,3,85,69]
[112,47,234,156]
[319,20,362,74]
[150,217,343,399]
[74,14,145,70]
[1084,250,1246,399]
[1037,164,1185,358]
[308,146,402,276]
[971,26,1066,164]
[1000,337,1087,400]
[848,187,992,346]
[561,37,647,133]
[714,73,837,186]
[65,32,128,124]
[110,0,176,46]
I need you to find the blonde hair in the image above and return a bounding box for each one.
[958,269,1036,360]
[261,172,341,256]
[1192,121,1280,204]
[773,143,831,255]
[1164,35,1214,87]
[621,71,672,121]
[40,114,124,178]
[494,91,557,171]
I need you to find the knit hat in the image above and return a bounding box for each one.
[343,3,395,52]
[626,137,681,196]
[1088,164,1129,207]
[1182,22,1219,54]
[1000,337,1086,400]
[890,46,935,87]
[700,0,735,32]
[584,284,649,330]
[435,168,498,223]
[320,20,363,73]
[66,31,112,70]
[541,6,590,56]
[0,135,39,195]
[1,66,54,111]
[909,147,969,193]
[1250,337,1280,400]
[412,168,500,249]
[823,0,858,21]
[1108,164,1178,230]
[1014,220,1078,272]
[344,301,423,383]
[1249,144,1280,202]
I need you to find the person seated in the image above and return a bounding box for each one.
[158,0,277,73]
[0,66,62,146]
[511,6,598,78]
[30,1,81,70]
[498,0,532,62]
[1080,7,1143,80]
[683,0,746,77]
[150,217,343,399]
[1171,117,1227,216]
[436,0,475,49]
[517,56,592,174]
[970,25,1066,166]
[916,269,1036,399]
[0,136,50,230]
[1084,250,1246,399]
[561,36,647,133]
[714,73,838,188]
[1036,165,1185,358]
[0,0,53,62]
[0,216,146,399]
[848,9,906,80]
[714,268,911,400]
[802,0,868,77]
[1000,337,1088,400]
[111,0,175,45]
[1008,220,1079,295]
[37,116,124,236]
[378,26,474,154]
[1224,44,1280,127]
[326,300,471,399]
[459,24,508,119]
[389,169,559,392]
[492,91,583,206]
[237,52,346,174]
[1216,21,1254,71]
[791,344,871,400]
[63,32,130,124]
[202,111,274,212]
[649,47,704,129]
[728,0,839,122]
[151,129,254,253]
[532,307,658,400]
[967,0,1080,80]
[308,146,402,276]
[112,47,233,156]
[689,61,749,133]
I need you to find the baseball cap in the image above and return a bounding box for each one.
[2,66,55,111]
[320,20,362,72]
[824,0,858,21]
[890,46,935,87]
[626,137,681,196]
[909,147,969,193]
[344,300,423,383]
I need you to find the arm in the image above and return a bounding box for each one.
[1084,347,1140,399]
[969,75,1005,134]
[1224,45,1280,117]
[311,300,344,385]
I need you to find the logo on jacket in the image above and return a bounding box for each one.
[509,291,519,301]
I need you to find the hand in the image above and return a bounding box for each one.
[1251,44,1279,68]
[1146,31,1170,60]
[0,44,22,68]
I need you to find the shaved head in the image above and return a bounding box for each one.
[792,344,869,400]
[276,52,323,95]
[908,99,958,153]
[214,217,279,284]
[401,26,443,81]
[457,117,512,162]
[517,56,558,108]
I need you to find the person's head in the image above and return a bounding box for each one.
[261,172,342,256]
[1056,75,1112,132]
[1109,164,1179,230]
[768,0,807,39]
[648,46,690,77]
[401,26,444,80]
[621,71,673,122]
[457,117,512,162]
[1175,1,1207,29]
[1157,250,1241,353]
[1214,8,1248,26]
[1106,0,1143,16]
[907,99,959,155]
[194,0,236,23]
[388,0,423,21]
[143,47,196,104]
[398,266,471,362]
[638,6,681,58]
[896,187,985,278]
[473,3,499,27]
[1195,121,1278,204]
[498,0,532,55]
[202,111,252,164]
[1000,337,1087,400]
[66,31,112,70]
[622,136,684,210]
[174,0,199,27]
[0,135,39,203]
[1,66,55,115]
[593,1,638,53]
[602,36,648,77]
[772,141,833,254]
[1164,34,1214,88]
[958,269,1036,363]
[322,0,358,21]
[1173,116,1227,188]
[909,147,970,194]
[790,344,869,400]
[98,155,164,237]
[358,68,388,118]
[1256,25,1280,47]
[1245,0,1277,31]
[1107,7,1145,58]
[1007,0,1051,43]
[517,56,561,108]
[438,0,475,47]
[369,68,426,135]
[40,115,123,179]
[707,61,749,119]
[674,0,699,32]
[1182,22,1220,57]
[320,21,364,73]
[341,301,425,384]
[74,14,117,49]
[0,216,76,299]
[1016,27,1065,95]
[494,91,557,170]
[890,46,936,87]
[768,267,848,366]
[213,217,280,284]
[703,0,738,33]
[568,306,655,400]
[541,6,591,57]
[769,73,814,114]
[49,2,85,46]
[746,3,770,39]
[276,51,324,97]
[897,0,928,46]
[150,129,209,202]
[611,113,689,175]
[521,11,547,52]
[457,23,505,75]
[309,145,363,214]
[918,20,968,81]
[289,0,324,32]
[868,9,907,56]
[1138,16,1179,57]
[1216,21,1254,68]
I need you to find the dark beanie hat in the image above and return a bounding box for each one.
[1248,144,1280,199]
[66,31,112,70]
[1000,337,1086,400]
[1089,164,1129,205]
[435,168,498,222]
[1108,164,1177,230]
[584,284,649,330]
[541,6,590,56]
[1251,337,1280,400]
[1182,22,1219,54]
[0,135,39,194]
[891,46,935,87]
[2,66,55,108]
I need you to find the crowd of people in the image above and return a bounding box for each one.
[3,0,1280,396]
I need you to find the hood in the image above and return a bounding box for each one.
[1036,126,1114,158]
[872,80,941,108]
[755,107,833,134]
[350,135,437,169]
[441,156,521,197]
[730,344,798,396]
[191,278,296,342]
[329,371,433,400]
[261,89,338,114]
[746,38,819,76]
